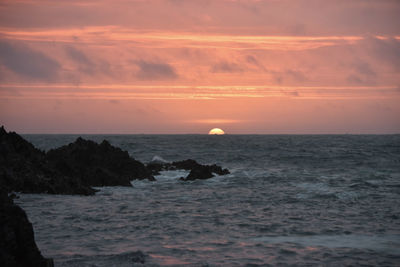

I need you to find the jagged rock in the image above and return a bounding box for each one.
[0,126,95,195]
[0,189,53,267]
[0,125,44,193]
[46,138,155,186]
[1,125,227,188]
[1,126,156,195]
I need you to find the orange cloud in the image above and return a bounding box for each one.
[1,84,399,100]
[1,0,400,133]
[0,26,375,51]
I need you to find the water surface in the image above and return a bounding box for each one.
[17,135,400,266]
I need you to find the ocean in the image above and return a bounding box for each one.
[16,134,400,266]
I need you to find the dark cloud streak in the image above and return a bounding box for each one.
[365,37,400,71]
[65,46,93,67]
[65,46,94,74]
[134,60,178,80]
[210,61,242,73]
[0,40,61,81]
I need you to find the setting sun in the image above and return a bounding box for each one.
[208,128,225,135]
[0,1,399,266]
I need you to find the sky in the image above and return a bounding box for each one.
[0,0,399,134]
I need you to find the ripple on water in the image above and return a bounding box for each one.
[16,134,400,266]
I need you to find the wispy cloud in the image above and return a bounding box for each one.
[1,84,398,100]
[189,119,242,124]
[0,27,374,51]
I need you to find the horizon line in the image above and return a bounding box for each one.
[20,132,400,136]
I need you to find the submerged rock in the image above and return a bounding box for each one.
[180,165,214,181]
[0,189,53,267]
[147,158,230,181]
[173,159,230,176]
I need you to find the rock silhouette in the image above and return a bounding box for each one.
[0,126,95,195]
[46,137,155,187]
[0,127,156,196]
[147,158,230,181]
[0,189,53,267]
[1,126,229,193]
[180,165,214,181]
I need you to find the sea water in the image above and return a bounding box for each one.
[16,135,400,266]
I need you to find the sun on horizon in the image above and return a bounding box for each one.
[0,0,399,135]
[208,128,225,135]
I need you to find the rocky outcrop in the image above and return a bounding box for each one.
[1,125,228,192]
[0,189,53,267]
[0,126,155,196]
[0,126,95,195]
[147,158,230,181]
[46,137,155,187]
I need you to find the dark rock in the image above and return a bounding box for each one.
[171,160,230,177]
[208,164,230,176]
[1,126,156,195]
[1,125,227,188]
[0,189,53,267]
[171,159,201,170]
[180,165,214,181]
[149,158,230,181]
[0,126,95,195]
[0,126,44,193]
[46,137,155,186]
[130,250,146,264]
[146,162,164,175]
[8,193,19,200]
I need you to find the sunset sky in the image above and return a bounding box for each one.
[0,0,399,134]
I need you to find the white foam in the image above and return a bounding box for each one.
[155,170,190,181]
[150,155,170,164]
